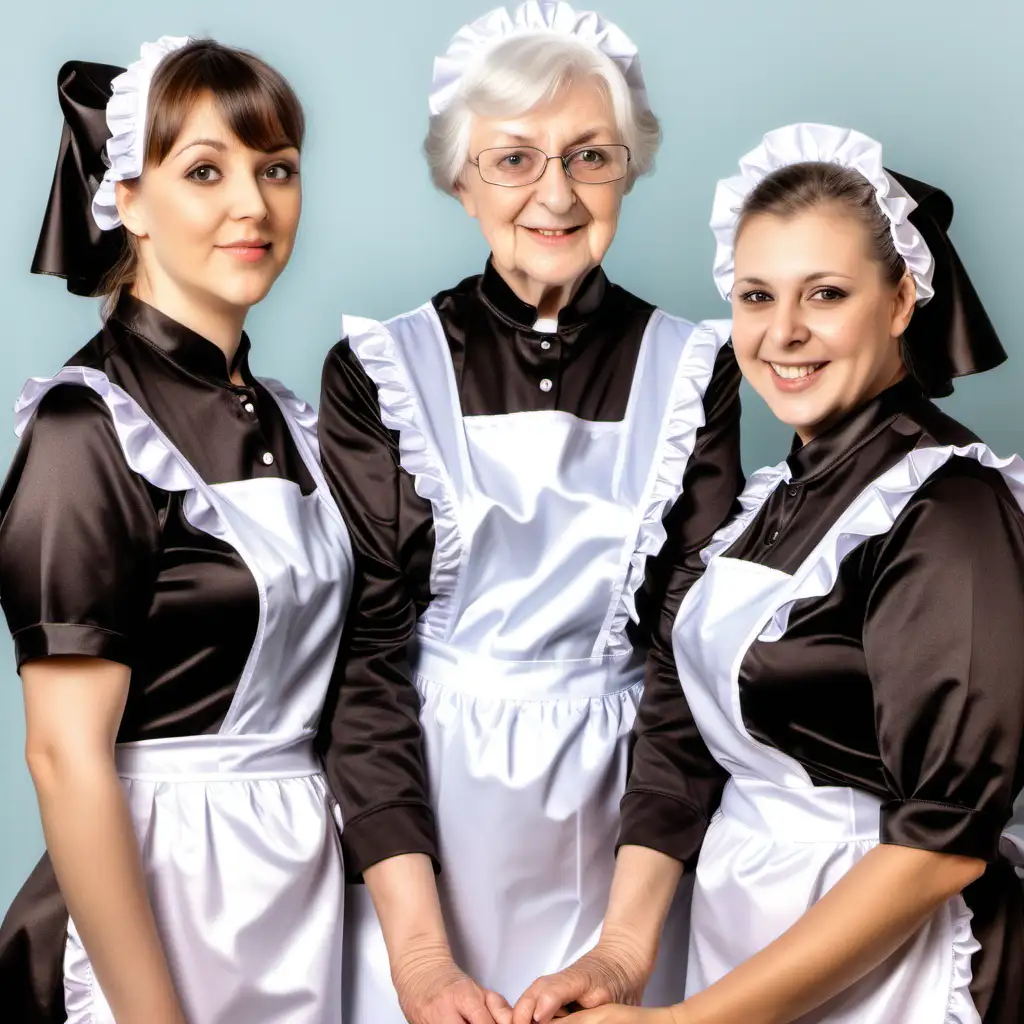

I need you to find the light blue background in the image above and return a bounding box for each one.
[1,0,1022,906]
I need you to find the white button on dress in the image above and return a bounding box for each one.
[539,379,553,393]
[262,452,275,466]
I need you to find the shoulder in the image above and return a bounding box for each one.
[431,271,483,311]
[879,452,1024,569]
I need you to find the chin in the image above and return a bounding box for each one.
[204,274,278,310]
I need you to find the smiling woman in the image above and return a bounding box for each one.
[0,36,352,1024]
[513,124,1024,1024]
[316,4,744,1024]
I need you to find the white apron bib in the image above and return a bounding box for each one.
[15,368,354,1024]
[674,444,1024,1023]
[343,305,729,1015]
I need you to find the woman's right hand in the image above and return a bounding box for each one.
[393,943,512,1024]
[512,933,654,1024]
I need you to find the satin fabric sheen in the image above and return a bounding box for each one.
[672,442,1024,1021]
[15,370,352,1024]
[342,305,724,1018]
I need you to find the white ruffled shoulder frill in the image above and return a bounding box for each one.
[759,442,1024,643]
[15,366,199,493]
[700,461,792,566]
[710,123,936,306]
[429,1,647,116]
[601,318,732,656]
[342,311,464,639]
[92,35,191,231]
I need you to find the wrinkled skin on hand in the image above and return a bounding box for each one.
[392,944,512,1024]
[511,934,657,1024]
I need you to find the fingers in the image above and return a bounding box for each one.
[485,989,514,1024]
[513,972,586,1024]
[455,983,506,1024]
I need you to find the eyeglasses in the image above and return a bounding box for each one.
[469,144,632,187]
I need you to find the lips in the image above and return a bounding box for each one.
[521,226,584,237]
[218,240,272,263]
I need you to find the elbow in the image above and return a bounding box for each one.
[24,733,110,796]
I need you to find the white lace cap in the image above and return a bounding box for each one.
[711,123,936,306]
[92,35,192,231]
[428,1,648,117]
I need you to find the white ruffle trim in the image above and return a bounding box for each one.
[945,895,982,1024]
[711,123,936,306]
[429,1,648,116]
[92,35,191,231]
[343,314,465,640]
[700,460,792,565]
[602,318,730,655]
[15,366,198,493]
[758,442,1024,643]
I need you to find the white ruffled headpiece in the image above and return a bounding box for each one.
[428,0,648,117]
[92,35,192,231]
[711,123,936,306]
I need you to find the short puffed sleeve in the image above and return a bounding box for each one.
[0,385,160,668]
[867,459,1024,861]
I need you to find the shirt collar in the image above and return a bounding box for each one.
[786,376,926,482]
[110,293,253,385]
[478,259,609,331]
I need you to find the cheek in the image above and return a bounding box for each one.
[148,185,222,253]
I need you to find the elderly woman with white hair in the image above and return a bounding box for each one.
[317,4,743,1022]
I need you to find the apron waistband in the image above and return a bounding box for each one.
[115,733,320,782]
[414,636,644,700]
[720,776,882,843]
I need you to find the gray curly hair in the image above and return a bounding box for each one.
[424,32,661,195]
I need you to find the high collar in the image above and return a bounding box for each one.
[109,293,252,385]
[786,376,926,482]
[478,259,609,332]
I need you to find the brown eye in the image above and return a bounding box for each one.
[187,164,221,183]
[264,163,298,181]
[739,290,772,304]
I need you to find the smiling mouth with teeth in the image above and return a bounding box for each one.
[770,362,826,380]
[525,226,583,237]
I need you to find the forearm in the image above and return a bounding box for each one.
[676,843,986,1024]
[364,852,453,969]
[600,845,684,964]
[30,751,184,1024]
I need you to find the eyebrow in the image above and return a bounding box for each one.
[173,138,297,159]
[493,128,611,150]
[736,271,855,286]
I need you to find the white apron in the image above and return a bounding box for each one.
[674,443,1024,1023]
[342,305,729,1016]
[15,367,354,1024]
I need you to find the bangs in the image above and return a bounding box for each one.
[144,39,305,165]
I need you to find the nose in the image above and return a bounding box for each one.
[227,169,270,223]
[767,294,811,349]
[531,156,576,214]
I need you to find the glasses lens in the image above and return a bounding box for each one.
[565,145,630,183]
[477,147,546,185]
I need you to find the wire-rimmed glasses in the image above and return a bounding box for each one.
[469,144,632,187]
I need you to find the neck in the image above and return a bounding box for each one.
[498,264,595,319]
[131,274,248,376]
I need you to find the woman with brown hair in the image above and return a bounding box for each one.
[515,124,1024,1024]
[0,37,351,1024]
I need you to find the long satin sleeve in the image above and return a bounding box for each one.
[618,344,743,866]
[317,340,440,880]
[0,386,160,668]
[866,460,1024,861]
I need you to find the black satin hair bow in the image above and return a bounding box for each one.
[31,60,127,297]
[889,170,1006,397]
